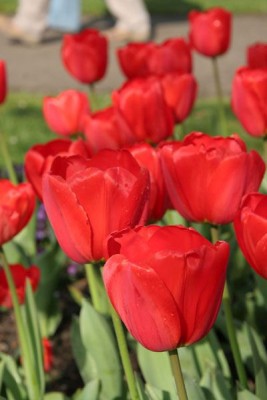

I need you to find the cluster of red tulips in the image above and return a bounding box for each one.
[0,6,267,400]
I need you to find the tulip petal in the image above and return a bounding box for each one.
[43,174,93,263]
[103,254,181,351]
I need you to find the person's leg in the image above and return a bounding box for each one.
[0,0,50,44]
[13,0,50,39]
[105,0,151,41]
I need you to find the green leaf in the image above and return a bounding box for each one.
[0,353,27,400]
[44,393,70,400]
[79,300,123,400]
[246,324,267,399]
[34,242,65,337]
[137,344,175,394]
[71,317,98,383]
[23,280,45,396]
[73,380,100,400]
[238,390,261,399]
[200,367,233,400]
[145,384,172,400]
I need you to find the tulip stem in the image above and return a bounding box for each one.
[89,83,99,112]
[210,225,248,389]
[85,263,104,313]
[108,301,140,400]
[0,248,40,400]
[212,57,228,137]
[0,128,18,184]
[168,349,188,400]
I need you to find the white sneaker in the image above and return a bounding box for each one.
[102,26,151,43]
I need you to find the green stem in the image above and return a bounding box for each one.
[263,137,267,165]
[168,349,188,400]
[85,263,103,313]
[0,129,18,184]
[109,302,140,400]
[212,57,228,137]
[210,225,248,389]
[89,83,99,111]
[0,248,40,400]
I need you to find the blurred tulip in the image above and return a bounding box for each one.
[128,143,170,221]
[0,60,7,104]
[189,8,231,57]
[234,193,267,280]
[117,38,192,79]
[25,138,91,201]
[160,72,198,123]
[0,180,35,245]
[147,38,192,75]
[231,66,267,136]
[42,338,53,372]
[160,132,265,225]
[61,29,108,84]
[83,106,136,154]
[247,42,267,69]
[103,225,229,351]
[42,150,150,263]
[0,264,40,308]
[112,77,174,144]
[117,42,155,79]
[43,90,90,136]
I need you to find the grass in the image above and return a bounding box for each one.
[0,92,262,169]
[0,0,267,16]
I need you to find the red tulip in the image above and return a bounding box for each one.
[189,8,231,57]
[117,38,192,79]
[112,77,174,144]
[0,180,35,245]
[128,143,170,221]
[247,43,267,69]
[160,72,198,123]
[43,90,90,136]
[83,106,136,154]
[234,193,267,280]
[25,138,92,201]
[147,38,192,75]
[42,338,53,372]
[117,42,155,79]
[231,66,267,136]
[160,132,265,225]
[103,225,229,351]
[42,150,150,263]
[61,29,108,84]
[0,264,40,308]
[0,60,7,104]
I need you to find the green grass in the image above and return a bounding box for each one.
[0,92,262,168]
[0,0,267,16]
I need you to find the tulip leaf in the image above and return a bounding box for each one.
[193,331,231,380]
[34,242,65,337]
[0,357,26,400]
[200,366,233,400]
[137,345,205,399]
[72,380,100,400]
[246,324,267,399]
[79,300,123,400]
[23,280,45,396]
[44,393,70,400]
[237,390,261,399]
[145,374,206,400]
[71,317,98,383]
[137,343,176,394]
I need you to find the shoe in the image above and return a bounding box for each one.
[0,15,42,45]
[102,26,151,43]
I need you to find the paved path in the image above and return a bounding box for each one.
[1,14,267,98]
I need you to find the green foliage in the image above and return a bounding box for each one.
[1,0,267,17]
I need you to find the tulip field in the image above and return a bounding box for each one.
[1,5,267,400]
